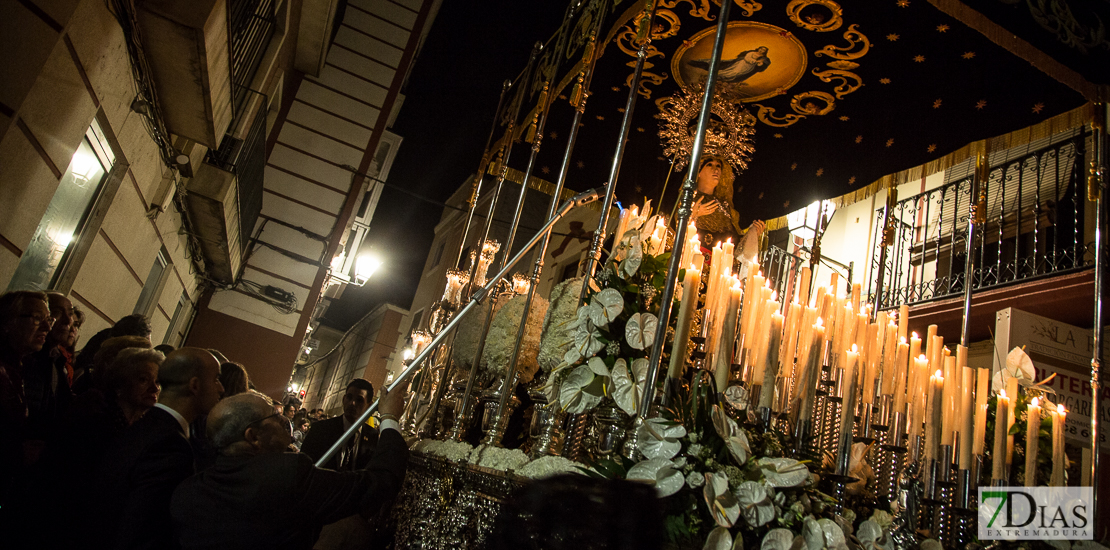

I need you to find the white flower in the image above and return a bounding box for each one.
[703,472,741,528]
[869,509,893,530]
[536,277,584,373]
[639,417,687,460]
[611,358,649,416]
[481,293,549,383]
[702,526,736,550]
[624,312,658,350]
[685,470,705,488]
[626,457,684,497]
[619,233,643,278]
[736,480,775,528]
[760,528,795,550]
[688,443,704,457]
[559,363,607,414]
[711,405,751,465]
[412,439,475,463]
[818,518,846,549]
[588,288,624,327]
[517,455,586,479]
[802,516,823,550]
[757,457,810,487]
[470,445,530,472]
[857,520,892,550]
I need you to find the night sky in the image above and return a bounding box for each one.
[322,2,571,330]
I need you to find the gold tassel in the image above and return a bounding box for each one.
[1090,102,1104,202]
[569,73,584,107]
[635,2,654,44]
[525,114,538,143]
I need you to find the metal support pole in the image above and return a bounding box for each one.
[486,2,621,445]
[636,0,732,423]
[1090,101,1107,523]
[447,46,543,439]
[579,15,654,302]
[871,185,896,318]
[454,81,512,269]
[960,149,988,347]
[316,187,604,466]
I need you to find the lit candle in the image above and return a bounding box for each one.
[614,206,631,244]
[863,322,880,404]
[1050,404,1066,486]
[909,354,929,454]
[780,300,802,378]
[758,312,785,409]
[959,365,975,469]
[880,321,898,395]
[926,369,945,462]
[851,283,862,312]
[941,356,957,447]
[796,318,825,422]
[993,390,1011,483]
[893,337,909,414]
[972,366,991,456]
[714,281,742,392]
[1025,397,1041,486]
[1005,376,1019,469]
[837,344,860,450]
[797,266,812,307]
[667,261,703,379]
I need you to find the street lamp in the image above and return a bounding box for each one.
[328,252,382,286]
[787,200,835,241]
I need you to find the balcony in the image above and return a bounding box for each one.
[186,109,267,284]
[135,0,276,148]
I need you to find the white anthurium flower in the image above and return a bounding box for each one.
[757,457,811,488]
[857,520,892,550]
[736,481,775,528]
[588,288,624,327]
[848,442,874,493]
[994,346,1056,394]
[711,405,752,465]
[919,539,943,550]
[620,234,643,278]
[702,526,734,550]
[760,528,795,550]
[869,510,893,530]
[611,358,649,416]
[587,356,611,377]
[570,324,604,360]
[703,472,741,528]
[638,417,687,460]
[626,457,684,497]
[559,364,605,414]
[802,516,823,550]
[819,518,846,549]
[625,312,659,350]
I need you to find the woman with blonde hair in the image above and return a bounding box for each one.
[688,155,765,260]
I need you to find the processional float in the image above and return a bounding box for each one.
[319,0,1109,546]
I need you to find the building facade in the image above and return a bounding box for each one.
[2,0,437,397]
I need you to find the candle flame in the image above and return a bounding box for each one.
[850,344,858,353]
[1057,404,1065,414]
[771,291,778,301]
[815,317,824,328]
[630,205,638,216]
[918,354,928,361]
[900,336,907,344]
[934,369,943,379]
[1000,389,1007,399]
[1031,397,1039,407]
[725,237,732,244]
[912,331,919,339]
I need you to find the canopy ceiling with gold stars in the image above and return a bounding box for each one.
[481,0,1104,227]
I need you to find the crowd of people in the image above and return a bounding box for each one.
[0,290,407,549]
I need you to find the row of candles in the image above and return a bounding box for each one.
[662,229,1070,486]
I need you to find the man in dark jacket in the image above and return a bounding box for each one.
[95,348,224,549]
[300,378,378,470]
[170,386,407,549]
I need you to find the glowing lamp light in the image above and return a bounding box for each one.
[69,148,101,182]
[354,255,381,285]
[787,200,836,240]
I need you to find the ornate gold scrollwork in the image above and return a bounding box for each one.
[628,63,669,98]
[732,0,763,17]
[615,25,665,60]
[815,24,870,61]
[651,9,681,39]
[786,0,843,32]
[810,68,862,99]
[752,104,805,127]
[658,0,715,21]
[790,91,836,116]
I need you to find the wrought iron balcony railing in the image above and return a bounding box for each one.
[229,0,276,123]
[867,129,1092,310]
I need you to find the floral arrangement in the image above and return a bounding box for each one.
[469,444,532,472]
[451,295,507,370]
[543,207,672,417]
[412,438,475,463]
[516,455,588,479]
[481,293,549,384]
[536,277,584,374]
